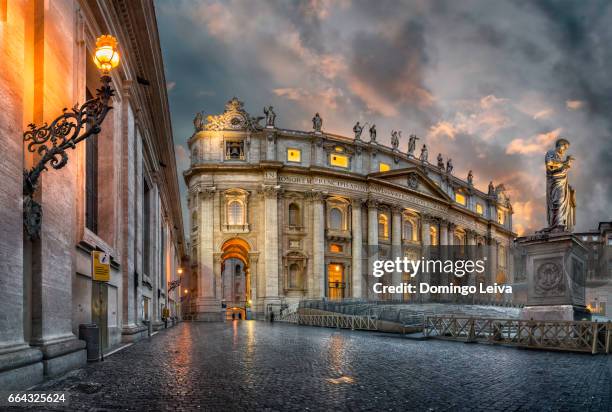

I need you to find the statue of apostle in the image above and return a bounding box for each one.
[408,134,419,156]
[545,138,576,232]
[312,113,323,132]
[353,121,363,140]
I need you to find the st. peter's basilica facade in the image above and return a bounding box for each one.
[185,98,516,320]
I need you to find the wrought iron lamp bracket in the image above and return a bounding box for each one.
[22,75,114,240]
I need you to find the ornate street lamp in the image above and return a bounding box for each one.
[23,35,120,240]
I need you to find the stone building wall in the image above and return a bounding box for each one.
[0,0,185,389]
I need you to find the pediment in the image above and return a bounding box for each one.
[369,167,452,202]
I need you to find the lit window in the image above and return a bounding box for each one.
[330,153,349,168]
[476,203,484,215]
[330,208,343,230]
[330,243,343,253]
[379,162,390,172]
[378,214,389,239]
[430,226,438,246]
[497,210,505,225]
[455,193,466,205]
[287,148,301,163]
[228,201,244,225]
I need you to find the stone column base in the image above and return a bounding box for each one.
[0,345,43,390]
[32,337,86,378]
[521,304,591,321]
[194,297,223,322]
[121,324,149,343]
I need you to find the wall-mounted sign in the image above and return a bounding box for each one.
[92,251,110,282]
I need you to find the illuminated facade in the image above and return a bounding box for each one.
[185,98,516,320]
[0,0,184,388]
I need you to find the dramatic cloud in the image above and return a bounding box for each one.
[156,0,612,235]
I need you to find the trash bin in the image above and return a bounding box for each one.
[78,323,100,362]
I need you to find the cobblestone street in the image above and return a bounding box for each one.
[13,322,612,411]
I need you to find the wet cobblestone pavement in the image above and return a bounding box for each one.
[10,321,612,411]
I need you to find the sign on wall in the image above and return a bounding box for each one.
[92,251,110,282]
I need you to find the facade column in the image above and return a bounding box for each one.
[196,186,220,321]
[262,185,281,309]
[0,0,44,387]
[351,198,363,298]
[248,252,259,316]
[489,238,499,286]
[420,216,431,302]
[466,230,477,288]
[367,199,379,300]
[311,191,326,298]
[391,206,403,294]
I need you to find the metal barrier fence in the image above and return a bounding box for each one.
[280,313,378,331]
[425,316,612,354]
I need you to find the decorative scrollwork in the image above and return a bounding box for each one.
[22,75,115,239]
[23,75,114,197]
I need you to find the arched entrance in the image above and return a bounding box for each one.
[220,238,251,320]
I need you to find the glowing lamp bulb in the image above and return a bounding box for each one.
[94,35,120,73]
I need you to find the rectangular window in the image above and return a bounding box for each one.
[143,179,151,275]
[287,148,301,163]
[330,153,349,168]
[379,162,390,172]
[498,210,505,225]
[455,193,466,206]
[608,236,612,246]
[330,243,343,253]
[476,203,484,215]
[85,91,99,234]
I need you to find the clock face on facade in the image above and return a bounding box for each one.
[230,116,244,129]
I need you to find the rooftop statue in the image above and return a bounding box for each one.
[193,112,205,132]
[391,130,400,150]
[312,112,323,132]
[488,181,496,197]
[408,134,419,156]
[544,138,576,232]
[369,124,377,142]
[263,106,276,127]
[467,170,473,185]
[437,153,444,169]
[446,158,453,175]
[353,121,363,140]
[420,144,428,163]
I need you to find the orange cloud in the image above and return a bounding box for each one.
[566,100,584,110]
[506,128,561,155]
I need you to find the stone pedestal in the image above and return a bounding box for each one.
[517,232,588,321]
[194,297,223,322]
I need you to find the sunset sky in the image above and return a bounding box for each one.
[156,0,612,236]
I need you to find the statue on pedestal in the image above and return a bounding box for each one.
[391,130,400,150]
[467,170,473,185]
[437,153,444,169]
[446,158,453,175]
[408,134,419,156]
[420,144,428,164]
[353,121,363,140]
[312,113,323,132]
[193,112,205,132]
[263,106,276,127]
[545,138,576,232]
[369,124,377,142]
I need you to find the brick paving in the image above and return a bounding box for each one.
[10,321,612,411]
